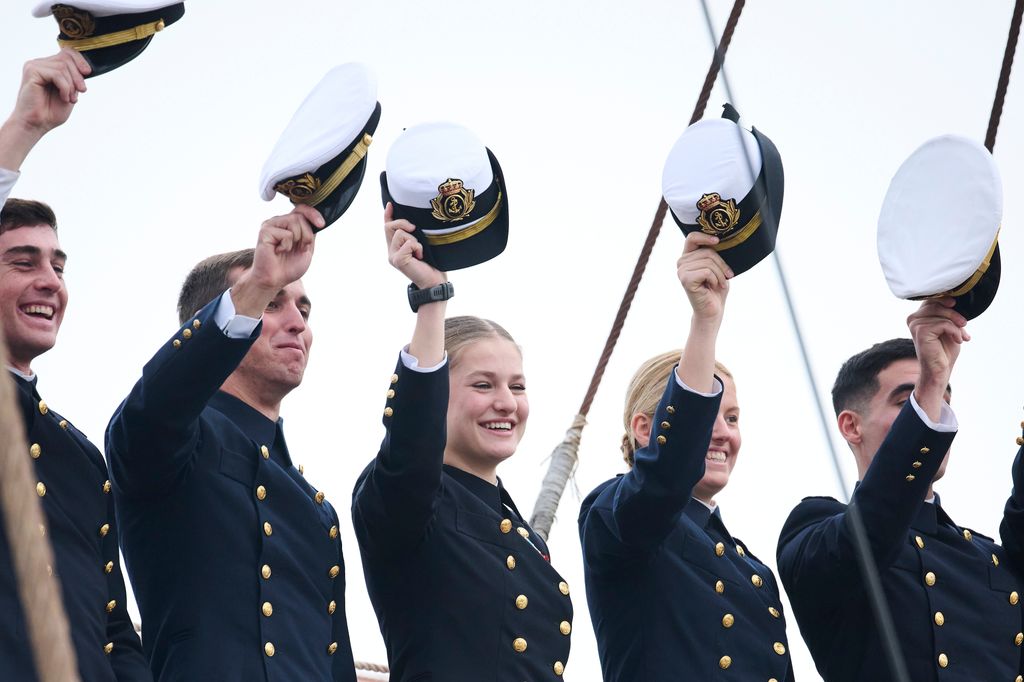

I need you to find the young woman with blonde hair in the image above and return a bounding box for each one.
[352,204,573,681]
[578,232,794,681]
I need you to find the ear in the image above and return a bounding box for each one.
[837,409,862,445]
[630,412,652,449]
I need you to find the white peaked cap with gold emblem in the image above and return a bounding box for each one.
[877,134,1002,319]
[32,1,185,78]
[32,1,169,17]
[258,63,380,230]
[385,123,492,208]
[381,121,509,271]
[662,118,762,224]
[661,104,785,276]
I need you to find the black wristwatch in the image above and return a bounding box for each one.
[407,281,455,312]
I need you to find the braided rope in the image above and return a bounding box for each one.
[579,0,746,417]
[529,414,587,540]
[0,334,79,680]
[529,0,747,540]
[985,0,1024,152]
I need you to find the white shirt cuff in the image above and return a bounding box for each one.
[673,369,724,398]
[909,392,958,432]
[212,289,261,339]
[400,345,448,373]
[0,167,20,207]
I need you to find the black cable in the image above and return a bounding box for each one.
[694,3,911,681]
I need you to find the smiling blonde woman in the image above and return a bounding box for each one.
[351,204,573,681]
[578,231,794,681]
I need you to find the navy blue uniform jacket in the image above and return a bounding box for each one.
[106,300,355,681]
[352,358,574,681]
[0,373,150,681]
[778,401,1024,681]
[579,374,794,681]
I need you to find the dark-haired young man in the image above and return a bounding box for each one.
[0,52,152,680]
[105,206,357,681]
[778,299,1024,681]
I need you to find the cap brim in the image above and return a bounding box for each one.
[73,4,184,78]
[80,36,152,78]
[952,243,1000,320]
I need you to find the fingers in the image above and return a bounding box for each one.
[261,210,316,254]
[60,47,92,79]
[383,202,416,245]
[291,203,325,230]
[908,298,970,349]
[25,51,89,104]
[677,250,732,289]
[683,231,720,253]
[56,50,88,102]
[388,227,423,265]
[908,298,967,330]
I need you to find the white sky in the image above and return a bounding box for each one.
[2,1,1023,679]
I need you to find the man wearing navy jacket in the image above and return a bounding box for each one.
[106,206,356,681]
[778,299,1024,681]
[0,50,151,680]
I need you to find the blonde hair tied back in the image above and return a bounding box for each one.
[621,350,733,467]
[444,316,518,366]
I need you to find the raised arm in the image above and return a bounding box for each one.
[583,233,730,558]
[352,203,450,556]
[0,50,90,177]
[106,206,321,496]
[779,299,964,608]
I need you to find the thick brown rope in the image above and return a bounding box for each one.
[529,0,747,541]
[355,661,390,673]
[0,333,79,680]
[578,0,746,416]
[985,0,1024,152]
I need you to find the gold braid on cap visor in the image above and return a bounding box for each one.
[276,133,373,207]
[711,210,762,251]
[421,191,503,246]
[58,18,166,51]
[910,229,1000,301]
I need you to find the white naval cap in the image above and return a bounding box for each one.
[259,63,381,230]
[381,121,509,271]
[33,1,185,77]
[662,118,762,224]
[32,1,171,17]
[877,134,1002,319]
[662,104,784,276]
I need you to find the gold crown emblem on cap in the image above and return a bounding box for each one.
[696,192,741,235]
[52,5,96,39]
[430,178,476,223]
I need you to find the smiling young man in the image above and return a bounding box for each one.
[105,207,357,681]
[0,50,152,681]
[777,299,1024,681]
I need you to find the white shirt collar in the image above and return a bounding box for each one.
[6,366,35,381]
[693,497,717,512]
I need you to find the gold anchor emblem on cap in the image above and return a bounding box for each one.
[696,192,741,235]
[430,178,476,222]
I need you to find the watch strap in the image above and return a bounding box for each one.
[408,281,455,312]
